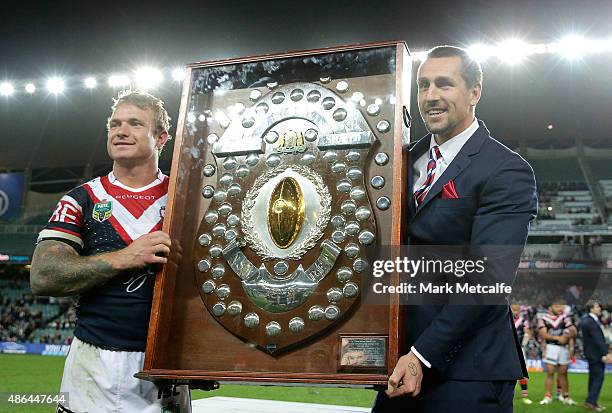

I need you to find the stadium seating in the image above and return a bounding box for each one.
[0,272,73,344]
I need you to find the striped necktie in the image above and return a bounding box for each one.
[414,145,443,208]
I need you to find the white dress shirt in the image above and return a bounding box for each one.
[410,119,479,369]
[412,118,479,195]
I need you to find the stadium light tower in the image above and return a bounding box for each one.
[553,35,588,60]
[171,67,186,82]
[108,74,130,88]
[84,77,97,89]
[134,67,163,90]
[411,50,427,61]
[467,43,494,62]
[497,39,532,64]
[46,77,65,94]
[0,82,15,96]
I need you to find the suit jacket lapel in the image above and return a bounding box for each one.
[413,120,490,216]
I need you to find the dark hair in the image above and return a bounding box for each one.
[586,300,600,312]
[422,45,483,88]
[551,297,566,305]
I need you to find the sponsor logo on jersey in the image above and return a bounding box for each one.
[92,200,113,223]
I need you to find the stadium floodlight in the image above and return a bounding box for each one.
[0,82,15,96]
[134,67,163,90]
[412,50,427,61]
[108,74,130,88]
[171,67,186,81]
[84,77,97,89]
[46,77,65,94]
[496,39,532,64]
[552,35,589,60]
[25,83,36,94]
[576,37,612,54]
[467,43,494,62]
[599,37,612,52]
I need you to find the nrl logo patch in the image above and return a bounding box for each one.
[93,200,113,223]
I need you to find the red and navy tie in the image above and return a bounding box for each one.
[414,145,442,208]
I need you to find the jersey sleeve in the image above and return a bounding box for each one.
[37,188,86,252]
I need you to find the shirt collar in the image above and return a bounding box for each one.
[590,313,600,322]
[429,118,479,165]
[108,169,164,190]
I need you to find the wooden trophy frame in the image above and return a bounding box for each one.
[137,40,411,388]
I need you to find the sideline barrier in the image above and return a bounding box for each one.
[0,341,70,356]
[2,342,611,374]
[526,358,612,373]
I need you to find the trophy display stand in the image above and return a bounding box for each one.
[137,41,412,387]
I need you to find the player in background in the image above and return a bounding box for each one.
[538,298,578,406]
[555,304,576,401]
[511,303,533,405]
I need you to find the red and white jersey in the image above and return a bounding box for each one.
[537,312,574,345]
[514,314,530,344]
[40,170,168,249]
[37,170,169,351]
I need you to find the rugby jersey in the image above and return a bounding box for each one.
[513,312,530,345]
[38,170,168,351]
[537,311,574,346]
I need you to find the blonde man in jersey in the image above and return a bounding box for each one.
[31,90,191,413]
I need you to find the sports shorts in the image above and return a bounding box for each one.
[543,343,570,366]
[57,337,191,412]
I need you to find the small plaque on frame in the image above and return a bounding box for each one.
[339,335,387,369]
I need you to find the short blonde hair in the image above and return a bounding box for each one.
[107,89,171,135]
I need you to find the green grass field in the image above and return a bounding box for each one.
[0,354,609,412]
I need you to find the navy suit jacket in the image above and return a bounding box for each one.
[581,314,608,363]
[405,120,537,381]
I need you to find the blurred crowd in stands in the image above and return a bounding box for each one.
[0,267,73,344]
[538,182,589,201]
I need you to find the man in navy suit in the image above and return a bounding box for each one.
[581,300,610,411]
[373,46,537,412]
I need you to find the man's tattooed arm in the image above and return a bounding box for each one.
[31,231,172,297]
[30,240,120,297]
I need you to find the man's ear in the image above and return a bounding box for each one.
[470,83,482,107]
[156,130,170,150]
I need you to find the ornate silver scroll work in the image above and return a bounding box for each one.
[223,239,341,313]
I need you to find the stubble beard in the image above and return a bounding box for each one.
[424,118,453,137]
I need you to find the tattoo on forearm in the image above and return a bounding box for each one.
[408,362,417,376]
[31,241,117,296]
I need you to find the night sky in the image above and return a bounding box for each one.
[1,0,611,172]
